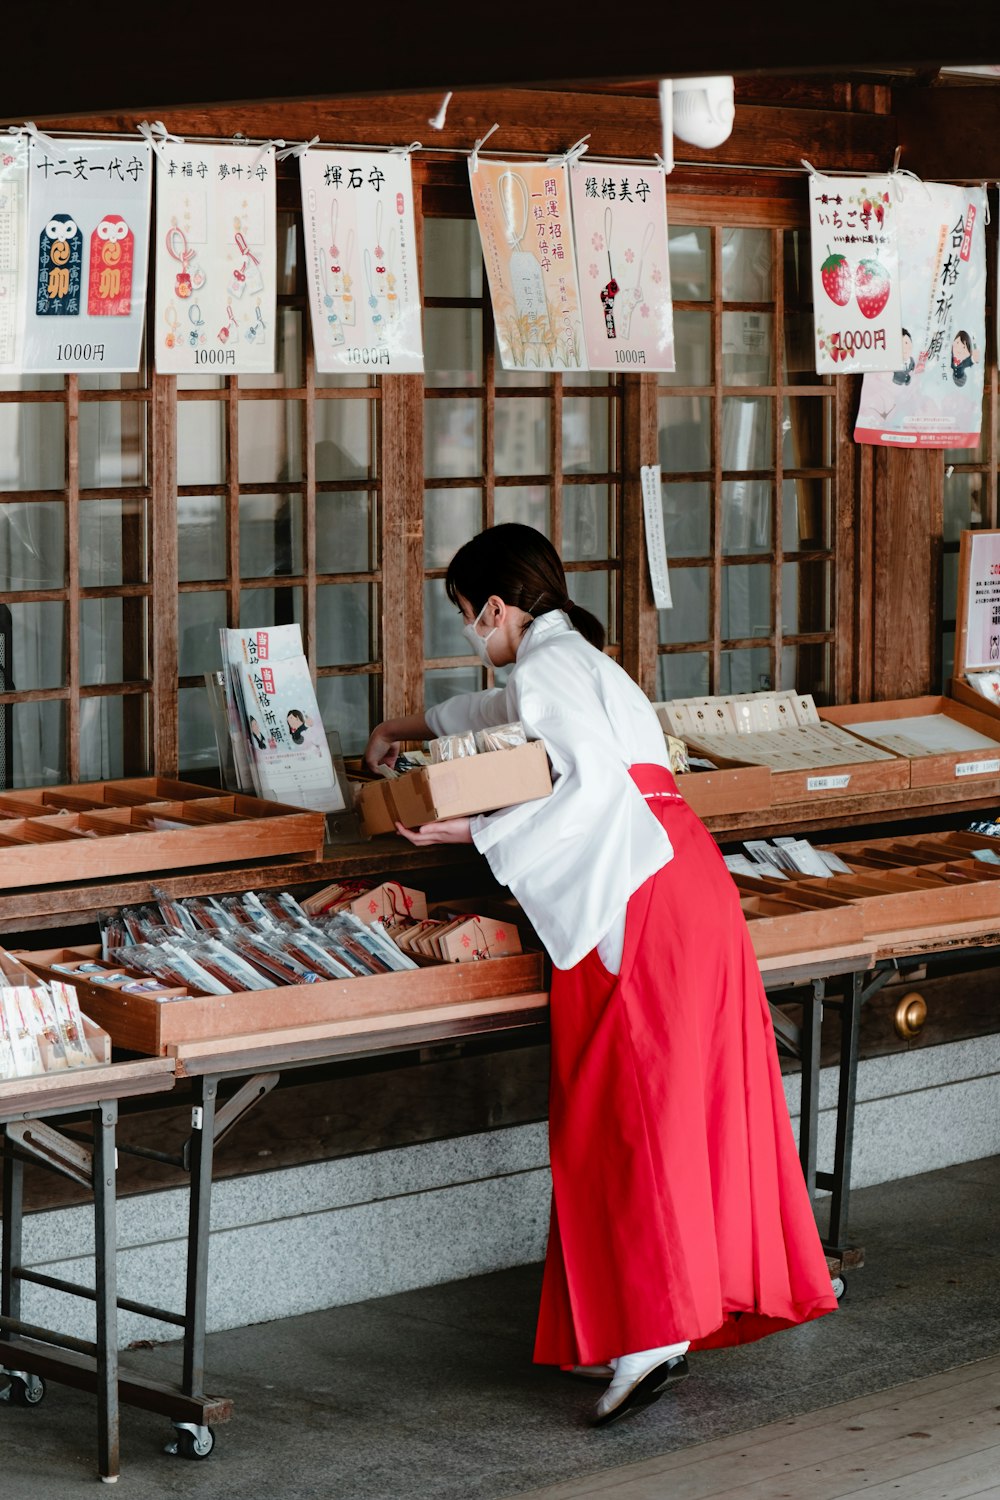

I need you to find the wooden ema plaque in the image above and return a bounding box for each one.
[0,777,326,889]
[16,945,547,1056]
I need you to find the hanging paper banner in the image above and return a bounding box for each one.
[300,149,423,373]
[22,138,151,373]
[0,136,28,372]
[808,173,902,374]
[153,143,276,375]
[470,158,585,371]
[855,183,986,448]
[569,164,675,372]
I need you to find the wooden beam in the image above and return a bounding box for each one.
[20,92,898,176]
[896,86,1000,179]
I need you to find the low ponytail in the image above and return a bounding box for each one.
[445,524,607,651]
[564,599,605,651]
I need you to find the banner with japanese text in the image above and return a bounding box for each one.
[0,136,28,372]
[153,143,276,375]
[809,173,902,374]
[855,182,986,448]
[23,138,151,374]
[300,149,423,373]
[470,158,585,371]
[569,163,674,372]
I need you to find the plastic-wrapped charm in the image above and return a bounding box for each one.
[429,732,478,763]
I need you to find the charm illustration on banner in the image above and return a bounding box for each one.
[23,138,152,373]
[153,143,276,375]
[568,165,674,371]
[470,158,585,371]
[855,182,986,449]
[808,173,902,374]
[300,149,423,373]
[0,137,29,370]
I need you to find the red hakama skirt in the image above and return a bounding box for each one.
[533,764,837,1366]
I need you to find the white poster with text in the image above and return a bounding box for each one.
[809,173,902,374]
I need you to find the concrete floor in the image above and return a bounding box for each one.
[2,1155,999,1500]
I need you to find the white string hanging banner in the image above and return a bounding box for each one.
[20,133,153,374]
[299,148,424,373]
[469,149,586,371]
[152,140,277,375]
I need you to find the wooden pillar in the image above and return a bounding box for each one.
[620,374,659,694]
[870,447,942,700]
[380,376,425,720]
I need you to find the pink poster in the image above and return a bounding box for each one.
[568,164,674,372]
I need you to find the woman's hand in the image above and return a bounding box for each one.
[394,818,473,846]
[364,724,401,773]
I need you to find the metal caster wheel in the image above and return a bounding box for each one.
[1,1372,47,1407]
[831,1275,848,1303]
[165,1422,215,1460]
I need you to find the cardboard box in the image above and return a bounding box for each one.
[359,740,552,835]
[820,696,1000,789]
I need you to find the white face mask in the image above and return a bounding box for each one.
[463,600,498,666]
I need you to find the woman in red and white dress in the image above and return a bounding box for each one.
[364,524,836,1426]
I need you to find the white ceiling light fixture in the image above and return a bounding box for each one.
[670,75,736,150]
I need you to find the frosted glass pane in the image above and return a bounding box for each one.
[423,219,483,299]
[79,402,146,487]
[721,228,772,301]
[425,666,484,709]
[657,652,709,700]
[943,471,984,542]
[563,485,611,562]
[0,503,65,589]
[239,587,303,631]
[179,592,227,677]
[10,700,66,787]
[316,491,376,573]
[0,405,65,489]
[942,552,959,621]
[425,398,482,478]
[658,568,708,644]
[783,478,830,552]
[494,485,549,534]
[783,398,832,468]
[782,642,830,700]
[782,560,831,634]
[239,400,302,483]
[178,496,226,582]
[425,487,481,568]
[722,312,773,386]
[662,482,709,558]
[722,481,771,555]
[722,398,772,470]
[240,493,303,577]
[315,399,374,480]
[669,225,710,300]
[567,569,610,635]
[317,673,379,757]
[9,602,65,689]
[424,307,482,388]
[720,646,772,694]
[721,564,771,639]
[659,396,711,472]
[178,402,225,484]
[81,598,148,686]
[80,695,146,781]
[178,684,216,774]
[563,397,609,474]
[658,310,711,387]
[316,583,374,666]
[80,498,147,587]
[496,398,549,476]
[425,579,468,658]
[238,308,304,390]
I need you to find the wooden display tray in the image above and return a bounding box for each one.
[734,882,864,957]
[15,945,548,1057]
[737,830,1000,941]
[675,762,772,819]
[819,696,1000,789]
[0,777,326,889]
[678,741,906,809]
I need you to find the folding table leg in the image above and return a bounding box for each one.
[182,1078,218,1399]
[826,971,863,1254]
[797,978,824,1199]
[2,1131,24,1338]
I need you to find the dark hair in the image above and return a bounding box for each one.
[955,329,972,355]
[286,708,306,744]
[444,523,605,650]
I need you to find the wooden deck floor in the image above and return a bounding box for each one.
[510,1355,1000,1500]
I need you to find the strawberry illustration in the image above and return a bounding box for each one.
[855,258,890,318]
[820,247,852,306]
[874,200,885,228]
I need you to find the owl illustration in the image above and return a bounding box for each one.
[88,213,135,316]
[36,213,83,316]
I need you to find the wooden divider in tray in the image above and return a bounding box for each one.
[15,943,548,1056]
[0,777,326,888]
[736,830,1000,949]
